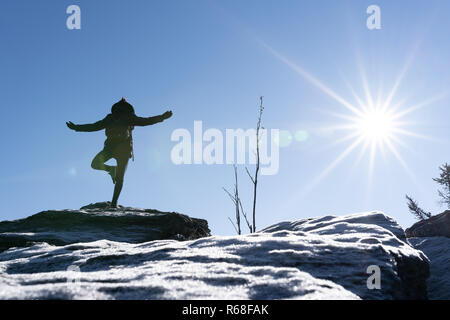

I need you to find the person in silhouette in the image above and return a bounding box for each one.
[66,97,172,207]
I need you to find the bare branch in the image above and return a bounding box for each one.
[224,166,242,235]
[222,187,236,205]
[233,165,241,235]
[249,96,264,233]
[239,198,252,232]
[228,217,238,234]
[223,96,265,235]
[245,166,255,184]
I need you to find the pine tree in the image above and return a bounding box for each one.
[432,163,450,209]
[405,195,432,220]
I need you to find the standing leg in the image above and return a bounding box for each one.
[110,155,129,207]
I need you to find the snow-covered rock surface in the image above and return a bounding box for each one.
[0,209,430,300]
[408,237,450,300]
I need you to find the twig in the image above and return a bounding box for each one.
[223,165,242,235]
[223,187,236,204]
[245,166,255,184]
[228,217,238,234]
[239,198,252,233]
[248,96,264,233]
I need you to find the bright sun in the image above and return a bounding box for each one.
[355,108,395,143]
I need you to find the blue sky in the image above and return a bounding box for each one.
[1,0,449,235]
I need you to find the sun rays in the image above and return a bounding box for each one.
[259,40,446,194]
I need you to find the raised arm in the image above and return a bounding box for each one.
[132,111,173,126]
[66,116,108,132]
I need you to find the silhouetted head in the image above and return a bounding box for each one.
[111,97,135,117]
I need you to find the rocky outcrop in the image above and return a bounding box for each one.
[408,237,450,300]
[260,212,429,300]
[0,202,210,252]
[405,211,450,299]
[405,210,450,238]
[0,211,429,300]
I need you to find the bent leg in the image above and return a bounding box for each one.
[91,150,114,172]
[111,156,129,207]
[91,150,117,183]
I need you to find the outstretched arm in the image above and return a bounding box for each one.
[132,110,173,126]
[66,117,108,132]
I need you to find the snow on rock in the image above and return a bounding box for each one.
[260,212,429,299]
[0,240,358,300]
[0,202,210,252]
[408,237,450,300]
[0,210,429,300]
